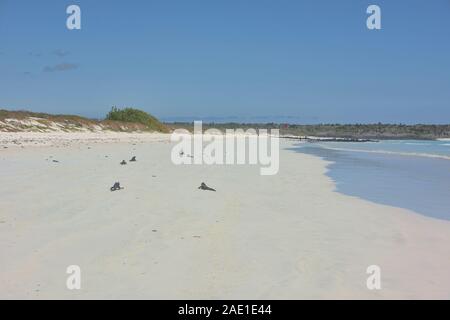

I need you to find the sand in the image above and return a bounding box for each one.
[0,132,449,299]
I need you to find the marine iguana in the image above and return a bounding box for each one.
[198,182,216,192]
[110,182,124,191]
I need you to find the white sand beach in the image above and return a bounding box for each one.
[1,132,450,299]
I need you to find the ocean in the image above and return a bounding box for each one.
[293,140,450,221]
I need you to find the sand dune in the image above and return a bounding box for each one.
[1,132,449,299]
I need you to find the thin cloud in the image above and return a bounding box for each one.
[29,52,42,57]
[43,63,78,72]
[53,49,70,57]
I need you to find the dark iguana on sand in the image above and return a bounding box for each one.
[110,182,124,191]
[198,182,216,192]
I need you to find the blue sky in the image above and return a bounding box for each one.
[1,0,449,124]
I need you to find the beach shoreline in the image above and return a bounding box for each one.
[1,131,450,299]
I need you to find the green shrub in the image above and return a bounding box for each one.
[106,107,168,132]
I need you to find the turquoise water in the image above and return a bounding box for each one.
[293,140,450,221]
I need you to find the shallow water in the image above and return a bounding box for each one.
[293,140,450,221]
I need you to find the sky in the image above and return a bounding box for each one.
[0,0,450,124]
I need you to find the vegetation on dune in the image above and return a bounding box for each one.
[106,107,169,132]
[0,108,169,133]
[0,109,88,122]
